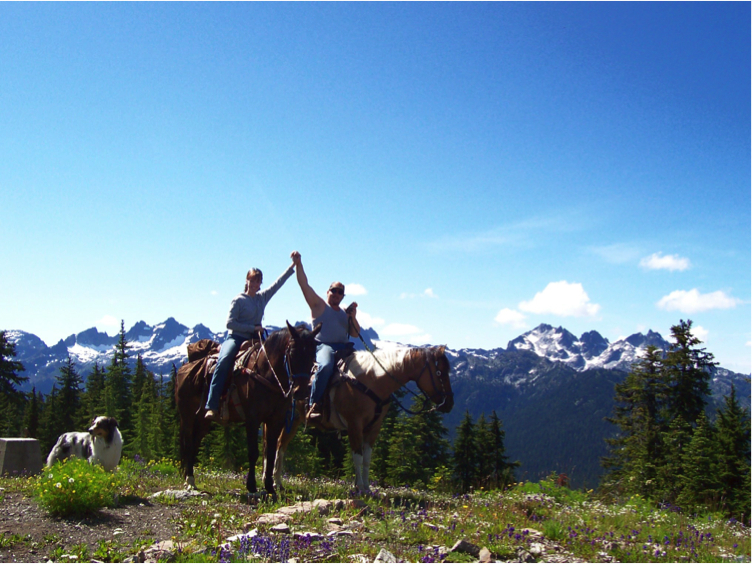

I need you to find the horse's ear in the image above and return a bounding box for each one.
[312,322,323,337]
[436,345,446,357]
[286,321,299,339]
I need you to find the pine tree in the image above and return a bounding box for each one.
[714,386,751,519]
[38,387,62,456]
[452,411,478,493]
[486,411,518,489]
[664,320,716,425]
[602,346,669,498]
[369,401,400,486]
[81,363,106,426]
[0,331,28,436]
[655,415,693,505]
[133,370,157,460]
[22,387,40,438]
[386,397,450,488]
[54,356,84,434]
[677,412,719,511]
[104,321,133,438]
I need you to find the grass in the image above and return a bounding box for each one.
[0,459,749,562]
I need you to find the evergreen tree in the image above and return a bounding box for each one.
[386,397,450,488]
[452,410,478,492]
[655,415,693,505]
[0,331,28,436]
[54,356,83,433]
[165,364,181,460]
[664,320,716,425]
[714,386,751,519]
[38,387,62,456]
[602,346,669,498]
[22,387,40,438]
[104,321,133,438]
[677,412,719,511]
[81,363,107,426]
[133,369,157,460]
[370,401,400,486]
[485,411,518,489]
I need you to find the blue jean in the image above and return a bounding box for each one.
[310,342,350,406]
[205,334,246,411]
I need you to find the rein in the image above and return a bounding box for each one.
[352,326,449,416]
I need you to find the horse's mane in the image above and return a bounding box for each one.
[347,347,411,378]
[264,327,289,351]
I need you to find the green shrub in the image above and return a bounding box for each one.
[36,458,120,517]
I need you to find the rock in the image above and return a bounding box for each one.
[450,539,481,558]
[142,540,176,563]
[373,548,397,563]
[422,522,439,531]
[328,517,344,526]
[313,499,333,515]
[516,548,536,563]
[293,531,324,541]
[150,489,208,501]
[227,529,258,543]
[529,542,546,556]
[271,523,291,534]
[479,547,493,563]
[328,530,355,538]
[256,513,290,525]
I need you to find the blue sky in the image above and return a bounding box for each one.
[1,2,749,373]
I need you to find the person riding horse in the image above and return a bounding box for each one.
[205,253,297,421]
[290,251,360,421]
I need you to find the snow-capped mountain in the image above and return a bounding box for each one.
[5,319,746,397]
[506,324,671,372]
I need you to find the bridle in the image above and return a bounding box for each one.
[258,332,314,398]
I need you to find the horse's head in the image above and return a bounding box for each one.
[416,345,454,413]
[285,321,322,396]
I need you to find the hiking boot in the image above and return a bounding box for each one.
[204,409,219,421]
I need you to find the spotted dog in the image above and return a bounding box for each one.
[46,416,123,472]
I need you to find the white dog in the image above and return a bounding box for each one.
[46,416,123,472]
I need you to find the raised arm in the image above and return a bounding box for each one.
[291,251,326,319]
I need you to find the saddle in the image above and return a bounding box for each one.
[192,338,262,423]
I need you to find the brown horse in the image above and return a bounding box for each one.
[176,322,320,497]
[269,345,454,492]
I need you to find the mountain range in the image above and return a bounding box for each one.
[5,320,750,487]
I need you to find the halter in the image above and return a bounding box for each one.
[258,332,313,399]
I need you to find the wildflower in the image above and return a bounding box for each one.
[55,482,62,489]
[68,477,75,483]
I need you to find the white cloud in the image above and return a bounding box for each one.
[494,308,528,329]
[346,283,367,296]
[591,243,643,265]
[382,323,423,336]
[519,281,601,318]
[400,288,439,299]
[640,252,690,272]
[656,289,740,313]
[97,315,119,327]
[692,325,709,343]
[357,311,385,329]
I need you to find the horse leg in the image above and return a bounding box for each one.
[245,419,260,494]
[273,412,303,491]
[348,423,368,492]
[263,419,285,498]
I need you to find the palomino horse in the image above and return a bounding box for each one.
[270,345,453,492]
[176,322,320,497]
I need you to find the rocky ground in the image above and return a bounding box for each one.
[0,491,188,563]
